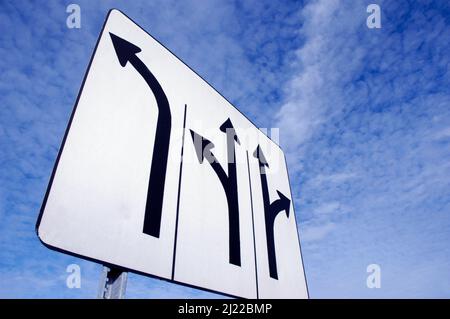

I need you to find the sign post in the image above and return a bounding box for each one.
[97,266,128,299]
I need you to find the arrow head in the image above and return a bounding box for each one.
[190,130,215,164]
[276,190,291,217]
[109,32,142,67]
[253,145,269,168]
[219,118,240,145]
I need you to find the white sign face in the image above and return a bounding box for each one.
[37,9,308,299]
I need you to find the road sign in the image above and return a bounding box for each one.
[36,9,308,299]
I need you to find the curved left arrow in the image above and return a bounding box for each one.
[110,33,171,238]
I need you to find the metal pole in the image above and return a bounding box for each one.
[97,266,128,299]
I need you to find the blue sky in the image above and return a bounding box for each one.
[0,0,449,298]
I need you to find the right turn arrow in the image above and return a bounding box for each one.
[254,145,291,279]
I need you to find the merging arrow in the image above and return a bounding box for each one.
[190,118,241,266]
[110,33,171,238]
[254,145,291,279]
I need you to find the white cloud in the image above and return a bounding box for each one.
[313,201,341,215]
[276,0,367,158]
[433,126,450,140]
[276,0,450,297]
[309,172,358,187]
[301,222,336,242]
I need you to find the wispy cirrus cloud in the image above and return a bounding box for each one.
[277,0,450,297]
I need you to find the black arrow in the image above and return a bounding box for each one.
[254,145,291,279]
[190,118,241,266]
[219,118,241,267]
[190,130,228,187]
[110,33,171,238]
[219,118,240,145]
[270,190,291,219]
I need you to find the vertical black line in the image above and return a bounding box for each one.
[171,104,188,280]
[246,151,259,299]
